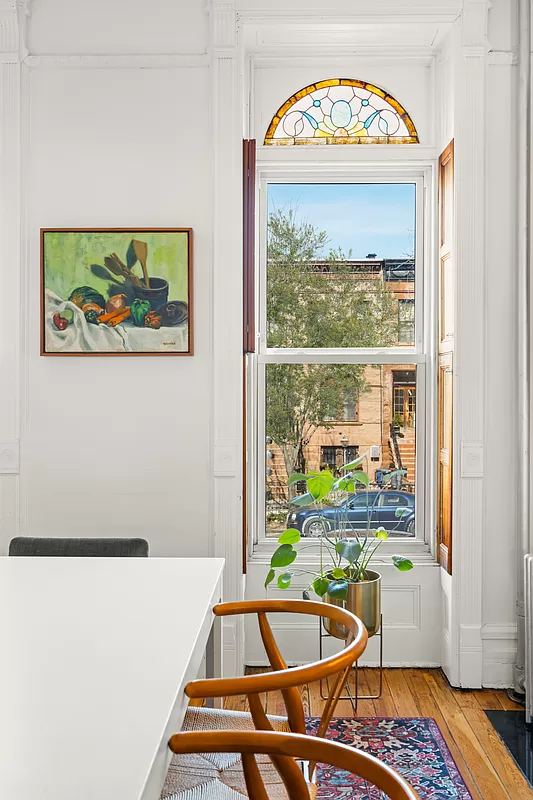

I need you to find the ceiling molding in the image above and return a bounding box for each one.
[24,53,209,69]
[237,8,461,24]
[239,12,456,57]
[249,49,437,63]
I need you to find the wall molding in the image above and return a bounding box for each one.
[210,0,245,676]
[487,50,518,66]
[24,54,209,69]
[448,0,490,688]
[0,2,22,552]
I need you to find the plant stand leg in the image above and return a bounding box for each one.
[319,615,383,713]
[353,616,384,701]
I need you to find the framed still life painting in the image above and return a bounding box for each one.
[40,228,193,356]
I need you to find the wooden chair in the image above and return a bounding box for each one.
[177,599,367,789]
[8,536,149,557]
[165,729,421,800]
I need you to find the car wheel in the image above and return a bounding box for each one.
[303,516,330,538]
[407,518,415,534]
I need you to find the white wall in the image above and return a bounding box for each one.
[0,0,523,685]
[0,0,214,558]
[246,562,441,667]
[28,0,208,55]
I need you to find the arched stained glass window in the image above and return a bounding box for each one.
[264,79,418,145]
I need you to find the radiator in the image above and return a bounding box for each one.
[526,555,533,723]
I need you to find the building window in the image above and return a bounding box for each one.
[398,299,415,344]
[264,79,418,146]
[321,446,337,471]
[342,391,358,421]
[320,445,359,473]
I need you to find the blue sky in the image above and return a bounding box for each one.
[268,183,416,259]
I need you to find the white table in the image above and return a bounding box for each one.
[0,557,224,800]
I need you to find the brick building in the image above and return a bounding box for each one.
[266,258,416,508]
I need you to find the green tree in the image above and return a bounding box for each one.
[266,207,398,501]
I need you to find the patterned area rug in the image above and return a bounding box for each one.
[306,717,472,799]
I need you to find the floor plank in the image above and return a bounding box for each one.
[404,669,484,800]
[497,690,525,711]
[424,671,512,799]
[383,668,419,717]
[472,689,503,711]
[239,666,531,798]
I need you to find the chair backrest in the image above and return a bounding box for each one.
[185,599,368,739]
[8,537,149,558]
[169,730,421,800]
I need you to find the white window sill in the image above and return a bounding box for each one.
[249,537,437,567]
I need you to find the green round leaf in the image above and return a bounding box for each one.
[264,568,275,588]
[332,567,346,579]
[375,528,389,541]
[341,454,366,471]
[278,529,301,545]
[287,472,308,486]
[271,544,297,568]
[307,470,334,502]
[382,469,407,485]
[336,539,362,564]
[392,555,414,571]
[395,507,410,518]
[277,572,292,589]
[333,475,353,491]
[352,471,369,487]
[327,580,349,601]
[312,576,330,597]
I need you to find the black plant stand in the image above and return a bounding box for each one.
[319,614,383,712]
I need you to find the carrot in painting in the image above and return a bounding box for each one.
[97,308,128,325]
[106,308,131,327]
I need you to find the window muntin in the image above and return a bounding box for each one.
[264,79,419,146]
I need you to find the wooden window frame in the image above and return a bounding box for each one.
[437,140,454,573]
[243,140,256,572]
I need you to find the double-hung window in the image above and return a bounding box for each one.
[250,172,430,552]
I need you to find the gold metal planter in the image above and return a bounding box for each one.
[323,570,382,639]
[320,570,383,711]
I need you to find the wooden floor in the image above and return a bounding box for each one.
[223,668,532,799]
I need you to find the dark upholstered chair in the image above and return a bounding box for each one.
[8,537,149,558]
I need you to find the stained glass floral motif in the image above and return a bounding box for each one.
[264,79,418,145]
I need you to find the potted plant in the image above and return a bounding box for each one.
[265,455,414,639]
[392,412,403,436]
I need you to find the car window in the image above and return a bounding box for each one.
[348,494,373,508]
[379,493,407,507]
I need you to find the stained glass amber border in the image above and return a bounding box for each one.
[264,78,419,145]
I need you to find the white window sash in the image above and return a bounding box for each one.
[249,164,437,559]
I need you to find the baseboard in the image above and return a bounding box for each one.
[481,623,517,688]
